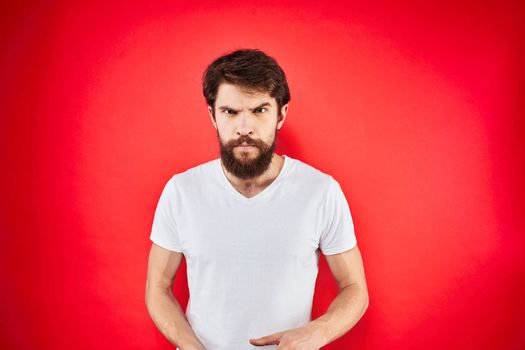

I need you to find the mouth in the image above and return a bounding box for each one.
[235,143,257,151]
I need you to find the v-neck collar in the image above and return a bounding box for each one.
[217,154,290,202]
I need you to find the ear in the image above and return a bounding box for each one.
[208,105,217,130]
[277,104,288,130]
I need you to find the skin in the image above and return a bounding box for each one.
[145,82,369,350]
[208,82,288,197]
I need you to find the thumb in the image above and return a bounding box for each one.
[249,332,284,346]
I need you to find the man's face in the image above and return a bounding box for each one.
[208,83,288,180]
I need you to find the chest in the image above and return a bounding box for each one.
[176,198,322,260]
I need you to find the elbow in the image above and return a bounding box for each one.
[145,280,152,307]
[144,282,159,309]
[145,287,152,310]
[145,284,173,308]
[352,283,369,314]
[362,289,370,313]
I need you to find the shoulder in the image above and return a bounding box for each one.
[285,156,334,192]
[166,158,219,189]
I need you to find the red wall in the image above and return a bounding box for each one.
[1,1,524,349]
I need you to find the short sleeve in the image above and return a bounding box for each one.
[149,177,183,252]
[319,176,357,255]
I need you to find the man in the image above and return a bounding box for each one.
[145,48,369,350]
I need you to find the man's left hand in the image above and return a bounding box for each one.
[249,324,325,349]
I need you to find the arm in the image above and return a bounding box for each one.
[307,244,369,346]
[145,242,206,350]
[250,245,369,349]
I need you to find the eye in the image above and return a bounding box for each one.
[255,107,267,113]
[223,109,237,116]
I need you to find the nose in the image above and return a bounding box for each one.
[236,110,254,136]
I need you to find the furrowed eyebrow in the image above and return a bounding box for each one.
[217,102,272,113]
[250,102,272,111]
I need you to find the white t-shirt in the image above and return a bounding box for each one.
[150,154,357,350]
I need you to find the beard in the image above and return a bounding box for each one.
[217,127,278,180]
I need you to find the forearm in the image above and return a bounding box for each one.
[307,283,369,347]
[145,287,206,350]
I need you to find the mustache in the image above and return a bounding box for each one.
[233,136,257,146]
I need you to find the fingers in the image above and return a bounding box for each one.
[249,332,283,346]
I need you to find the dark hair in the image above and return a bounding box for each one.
[202,48,291,118]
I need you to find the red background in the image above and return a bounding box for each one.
[1,1,524,349]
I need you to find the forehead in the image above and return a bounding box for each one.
[215,83,275,107]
